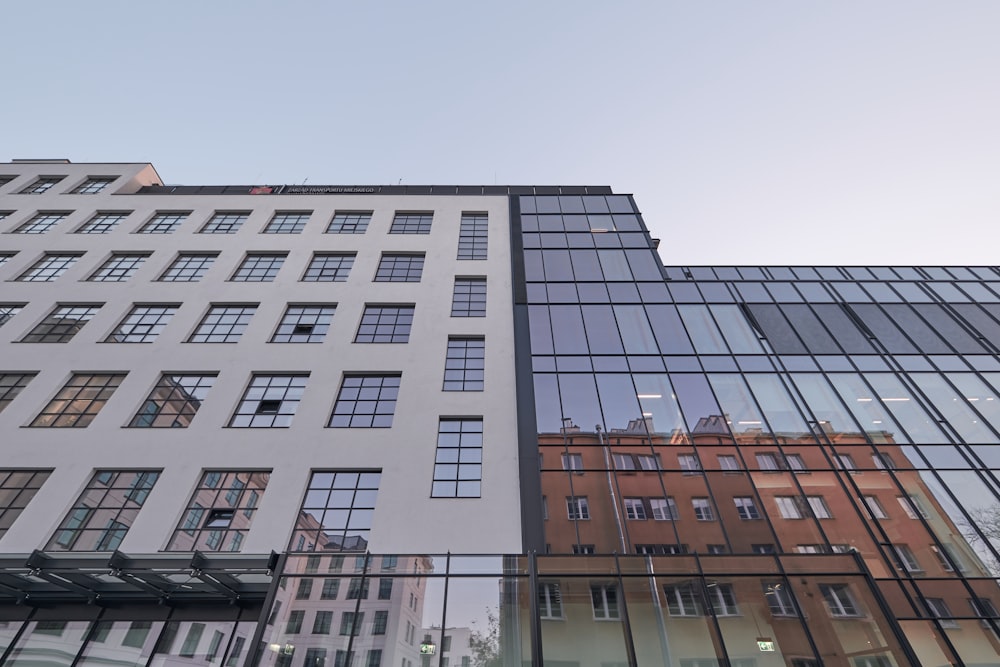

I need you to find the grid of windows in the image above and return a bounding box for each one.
[139,211,190,234]
[458,213,488,259]
[231,253,286,282]
[374,253,424,282]
[88,253,148,281]
[303,253,355,282]
[329,374,400,428]
[14,212,68,234]
[431,418,483,498]
[264,211,311,234]
[0,373,36,413]
[272,305,336,343]
[189,305,257,343]
[229,375,308,427]
[129,374,216,427]
[0,304,24,327]
[0,470,51,539]
[48,470,160,551]
[354,305,414,343]
[31,373,126,427]
[21,305,101,343]
[167,471,269,552]
[18,253,80,281]
[159,253,217,282]
[443,337,485,390]
[19,176,63,194]
[71,177,115,194]
[451,278,487,316]
[327,211,371,234]
[389,212,433,234]
[290,471,381,552]
[106,305,178,342]
[200,211,249,234]
[75,212,130,234]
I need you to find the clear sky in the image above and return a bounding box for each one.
[3,1,999,265]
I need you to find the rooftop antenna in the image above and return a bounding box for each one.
[302,177,309,185]
[398,178,402,185]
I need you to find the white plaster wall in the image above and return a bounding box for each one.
[0,162,522,556]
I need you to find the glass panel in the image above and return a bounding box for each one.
[670,374,730,438]
[677,305,729,354]
[549,306,589,354]
[527,306,553,354]
[910,373,1000,443]
[4,621,91,667]
[581,306,624,354]
[613,306,658,355]
[709,305,764,354]
[744,374,814,439]
[569,249,604,281]
[912,304,988,353]
[849,304,917,354]
[633,375,688,440]
[646,306,695,355]
[862,373,950,444]
[827,373,911,445]
[596,250,633,281]
[781,304,842,354]
[540,580,630,665]
[77,621,166,667]
[596,374,642,432]
[707,374,772,441]
[747,304,807,354]
[558,374,604,434]
[789,373,864,440]
[880,304,950,354]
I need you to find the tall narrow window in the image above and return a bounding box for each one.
[48,470,160,550]
[374,253,424,282]
[289,471,381,552]
[88,253,149,282]
[107,304,178,342]
[18,253,80,281]
[327,211,372,234]
[443,337,485,390]
[139,211,189,234]
[389,212,433,234]
[14,212,68,233]
[0,373,36,413]
[229,374,308,427]
[354,305,414,343]
[303,253,355,282]
[230,253,286,282]
[591,584,620,620]
[451,277,486,316]
[264,211,311,234]
[167,471,269,552]
[272,305,336,343]
[538,583,563,619]
[21,305,101,343]
[431,418,483,498]
[199,211,249,234]
[189,305,257,342]
[329,374,400,427]
[129,374,216,427]
[458,213,488,259]
[31,373,126,427]
[158,253,217,282]
[0,469,52,539]
[75,212,131,234]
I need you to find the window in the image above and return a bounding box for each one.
[637,454,661,470]
[272,305,336,343]
[158,253,217,281]
[820,584,861,617]
[443,337,485,390]
[75,211,130,234]
[591,584,620,620]
[347,577,370,599]
[0,373,36,413]
[179,623,205,657]
[107,305,177,343]
[796,545,825,554]
[756,453,781,471]
[286,610,304,634]
[567,496,590,520]
[378,578,393,599]
[231,253,285,281]
[457,213,488,259]
[664,584,701,616]
[19,176,63,194]
[290,471,380,552]
[924,598,958,628]
[366,650,381,667]
[612,453,636,470]
[708,584,740,616]
[355,305,415,343]
[189,305,257,342]
[753,544,777,554]
[785,453,807,472]
[123,621,153,649]
[863,496,887,519]
[969,597,999,623]
[835,454,857,472]
[389,211,432,234]
[893,544,922,573]
[31,373,125,428]
[312,610,333,634]
[321,578,340,599]
[372,610,389,634]
[229,375,306,428]
[776,496,805,519]
[139,211,189,234]
[327,211,371,234]
[303,649,326,667]
[808,496,832,519]
[340,612,363,636]
[734,497,760,520]
[18,253,79,281]
[650,497,679,520]
[329,374,400,427]
[264,211,311,234]
[853,657,893,667]
[167,471,267,552]
[375,253,424,282]
[88,253,148,281]
[71,177,115,194]
[303,253,355,282]
[451,277,486,316]
[381,554,397,569]
[898,494,929,519]
[573,544,595,554]
[200,211,249,234]
[296,578,314,599]
[873,453,896,470]
[562,453,583,470]
[334,651,353,667]
[13,211,68,233]
[930,544,965,573]
[678,454,702,474]
[49,470,159,550]
[763,582,798,616]
[432,418,483,498]
[624,498,646,520]
[129,374,215,427]
[21,305,100,342]
[692,497,715,521]
[538,583,563,619]
[718,454,740,471]
[0,469,52,539]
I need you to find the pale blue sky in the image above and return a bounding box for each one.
[4,1,999,264]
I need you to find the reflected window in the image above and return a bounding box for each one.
[31,373,125,427]
[22,304,101,343]
[48,470,159,550]
[107,304,177,342]
[167,471,268,552]
[863,496,888,519]
[89,253,148,281]
[708,584,739,616]
[329,374,400,428]
[692,498,714,521]
[272,305,336,343]
[0,469,51,539]
[229,374,307,428]
[664,583,701,616]
[129,374,216,427]
[678,454,702,474]
[718,454,740,471]
[892,544,922,572]
[623,498,646,520]
[158,253,216,281]
[0,372,36,413]
[327,211,372,234]
[734,497,760,520]
[924,598,958,628]
[289,470,381,552]
[650,497,679,520]
[591,584,620,620]
[539,582,563,619]
[763,582,798,616]
[18,253,80,281]
[567,496,590,520]
[189,305,257,342]
[820,584,861,617]
[562,454,583,471]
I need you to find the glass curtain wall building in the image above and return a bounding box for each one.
[2,162,1000,667]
